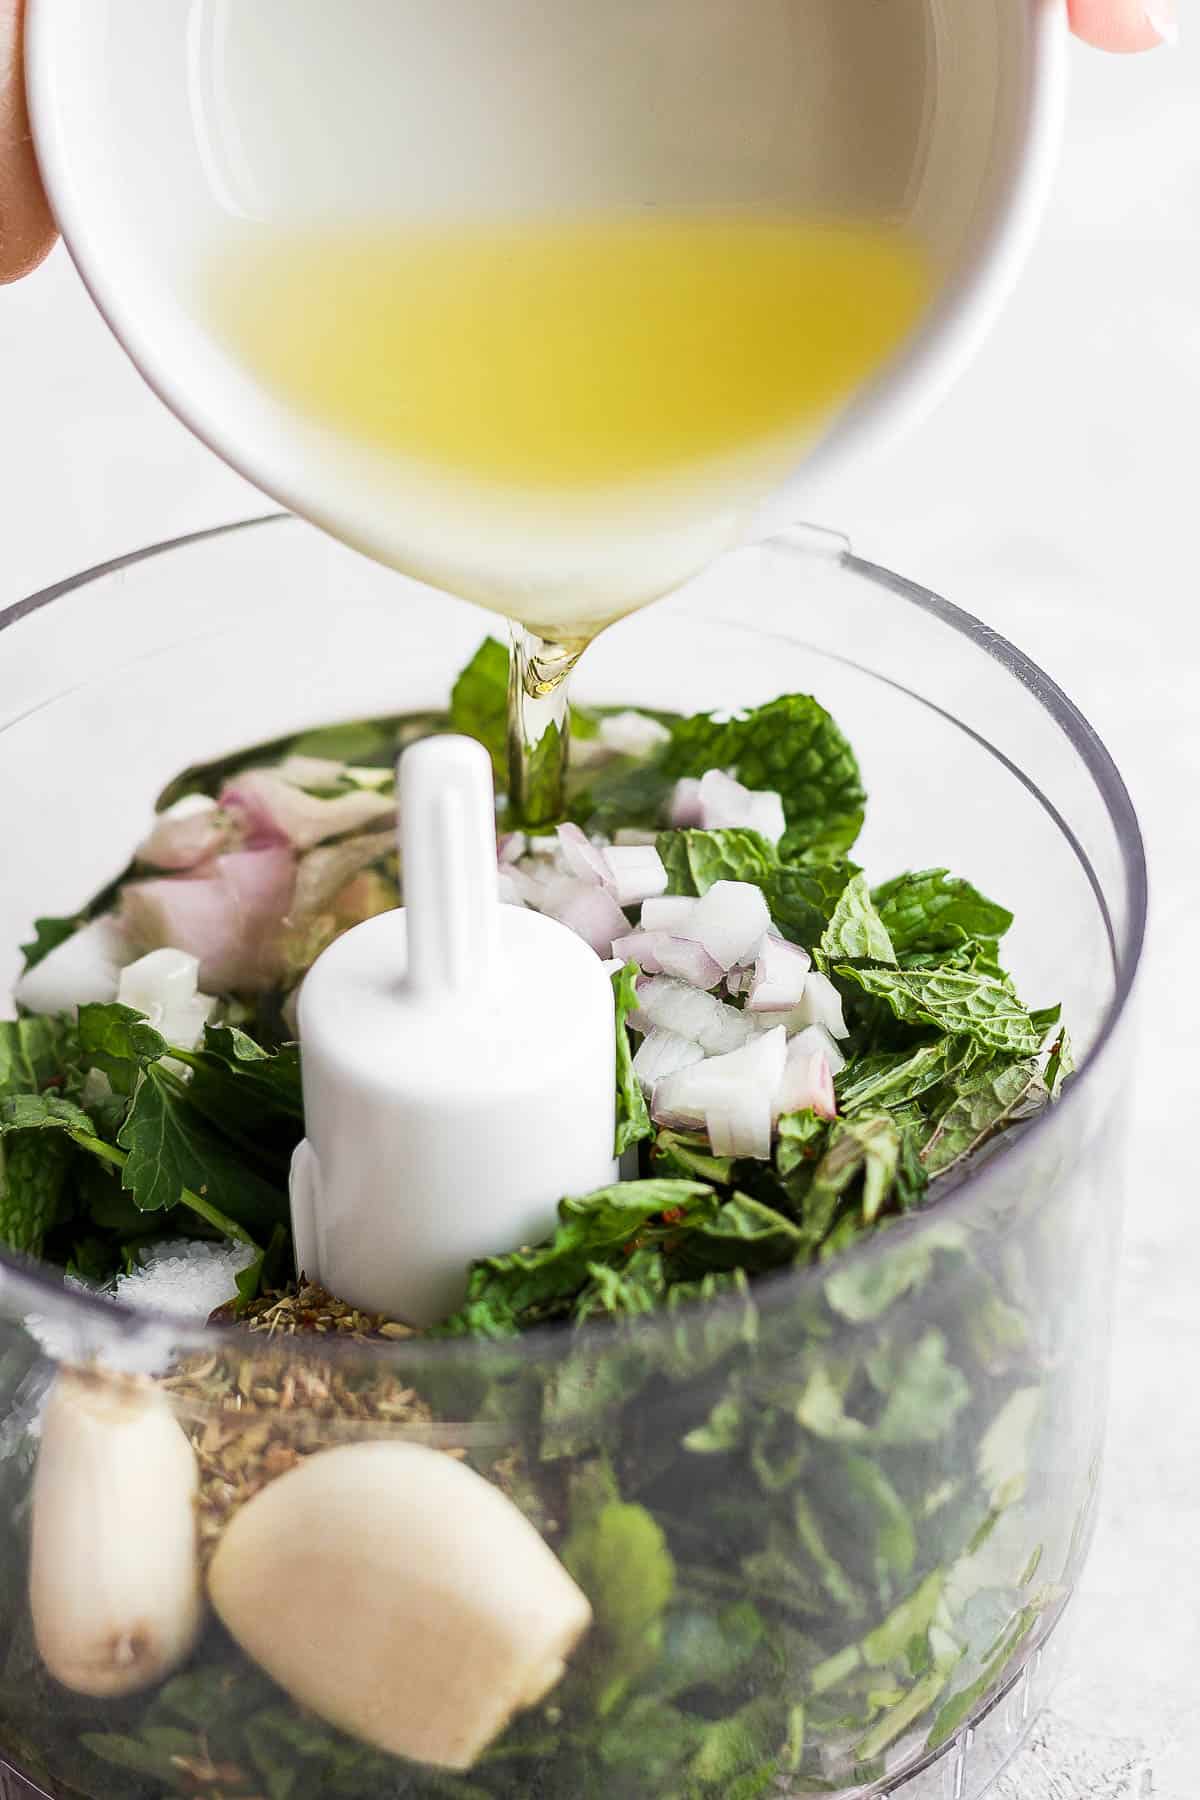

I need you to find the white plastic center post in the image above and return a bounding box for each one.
[289,735,618,1327]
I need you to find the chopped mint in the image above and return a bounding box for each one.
[612,963,652,1156]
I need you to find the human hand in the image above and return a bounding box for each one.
[0,0,1181,287]
[1,0,55,283]
[1069,0,1177,49]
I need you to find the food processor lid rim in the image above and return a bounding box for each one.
[0,514,1148,1361]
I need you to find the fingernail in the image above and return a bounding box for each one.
[1145,1,1179,44]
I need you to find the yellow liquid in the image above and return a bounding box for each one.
[208,213,930,496]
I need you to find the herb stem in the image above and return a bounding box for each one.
[70,1130,258,1249]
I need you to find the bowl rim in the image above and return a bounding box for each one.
[25,0,1068,574]
[0,514,1148,1365]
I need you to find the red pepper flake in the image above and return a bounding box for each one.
[661,1207,685,1225]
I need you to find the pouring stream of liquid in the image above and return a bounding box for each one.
[205,211,932,819]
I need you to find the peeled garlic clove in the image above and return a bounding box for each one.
[208,1441,592,1771]
[30,1370,203,1697]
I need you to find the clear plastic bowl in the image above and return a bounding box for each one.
[0,517,1146,1800]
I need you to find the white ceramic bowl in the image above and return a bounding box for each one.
[26,0,1066,599]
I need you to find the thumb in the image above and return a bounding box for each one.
[1069,0,1178,49]
[1,0,57,284]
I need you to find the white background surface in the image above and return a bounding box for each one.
[1,25,1198,1798]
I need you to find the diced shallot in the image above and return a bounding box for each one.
[747,936,812,1013]
[787,1023,847,1077]
[697,769,787,846]
[708,1029,791,1152]
[135,795,239,872]
[655,937,724,990]
[220,770,393,851]
[669,778,704,828]
[120,847,296,993]
[632,1028,705,1097]
[652,1027,788,1155]
[541,878,629,957]
[497,831,528,866]
[688,880,771,972]
[705,1091,773,1161]
[13,915,134,1016]
[505,858,560,907]
[288,830,394,920]
[777,1041,838,1120]
[598,711,672,758]
[786,969,849,1039]
[641,896,696,932]
[612,930,665,975]
[497,871,526,908]
[555,823,610,886]
[616,925,724,988]
[117,949,217,1053]
[600,845,668,909]
[635,977,756,1055]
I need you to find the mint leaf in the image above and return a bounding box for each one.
[117,1067,289,1234]
[575,1248,668,1321]
[0,1092,96,1139]
[651,1129,736,1187]
[0,1130,74,1256]
[818,873,896,965]
[823,1226,958,1323]
[19,914,81,973]
[0,1015,74,1096]
[188,1024,303,1111]
[835,966,1043,1056]
[836,1040,971,1113]
[873,870,1013,956]
[179,1023,302,1112]
[775,1108,829,1182]
[168,1024,304,1173]
[439,1180,717,1336]
[656,829,851,949]
[862,1571,944,1669]
[656,828,778,897]
[563,1487,676,1703]
[922,1060,1046,1176]
[662,695,865,860]
[869,1330,970,1445]
[1045,1027,1074,1100]
[788,1113,916,1245]
[574,757,674,837]
[79,1734,186,1783]
[612,963,652,1156]
[0,1092,101,1257]
[680,1194,805,1275]
[762,862,853,949]
[449,638,510,780]
[77,1002,168,1093]
[78,1003,167,1068]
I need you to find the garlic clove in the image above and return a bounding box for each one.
[208,1440,592,1771]
[30,1370,204,1697]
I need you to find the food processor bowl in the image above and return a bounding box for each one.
[0,517,1145,1800]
